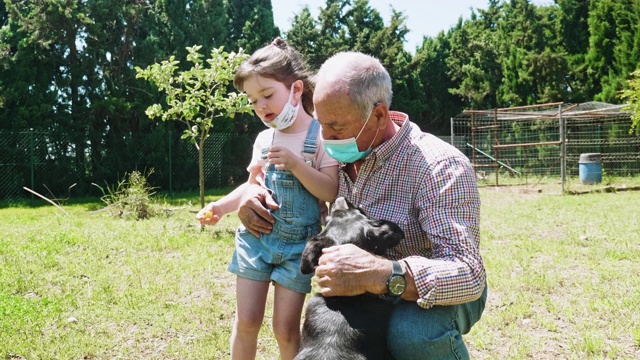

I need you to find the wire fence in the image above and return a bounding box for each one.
[451,102,640,193]
[4,102,638,203]
[0,129,253,205]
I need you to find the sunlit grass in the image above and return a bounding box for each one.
[468,188,640,359]
[1,187,639,359]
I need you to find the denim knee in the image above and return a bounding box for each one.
[387,301,467,360]
[387,286,487,360]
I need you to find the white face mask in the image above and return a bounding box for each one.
[261,83,299,130]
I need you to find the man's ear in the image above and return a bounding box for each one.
[373,102,389,130]
[300,236,335,274]
[366,220,404,254]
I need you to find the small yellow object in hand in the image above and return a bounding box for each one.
[203,210,213,220]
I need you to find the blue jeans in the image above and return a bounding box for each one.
[387,284,488,360]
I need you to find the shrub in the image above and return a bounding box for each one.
[94,169,171,220]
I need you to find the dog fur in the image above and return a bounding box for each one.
[295,197,405,360]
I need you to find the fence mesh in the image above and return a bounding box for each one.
[451,102,640,192]
[0,129,253,204]
[4,102,638,203]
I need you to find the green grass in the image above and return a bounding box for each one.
[467,189,640,359]
[1,189,639,359]
[476,174,640,195]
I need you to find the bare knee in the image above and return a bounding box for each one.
[272,319,300,344]
[235,311,264,336]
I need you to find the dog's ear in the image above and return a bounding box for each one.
[330,196,355,215]
[300,235,335,274]
[366,220,404,255]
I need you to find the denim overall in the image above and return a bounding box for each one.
[228,120,321,294]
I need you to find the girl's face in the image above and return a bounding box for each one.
[243,75,298,123]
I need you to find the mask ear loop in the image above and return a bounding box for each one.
[289,80,304,107]
[287,82,296,103]
[365,127,380,151]
[355,102,382,142]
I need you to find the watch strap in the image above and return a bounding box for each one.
[391,260,405,277]
[382,260,406,302]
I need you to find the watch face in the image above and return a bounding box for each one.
[388,275,406,296]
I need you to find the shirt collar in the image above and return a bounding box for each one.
[370,111,410,165]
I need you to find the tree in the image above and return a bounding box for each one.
[447,13,502,110]
[0,0,234,195]
[136,46,253,207]
[495,0,568,106]
[285,6,320,65]
[226,0,279,53]
[415,33,466,134]
[555,0,590,103]
[585,0,640,103]
[620,69,640,134]
[367,8,425,125]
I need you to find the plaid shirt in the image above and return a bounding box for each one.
[337,111,486,309]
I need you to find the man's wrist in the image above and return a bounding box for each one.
[367,258,393,295]
[381,260,406,301]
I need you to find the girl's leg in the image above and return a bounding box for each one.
[230,276,270,360]
[271,283,307,360]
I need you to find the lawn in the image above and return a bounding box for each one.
[1,187,639,359]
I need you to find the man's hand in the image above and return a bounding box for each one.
[315,244,391,297]
[238,183,279,237]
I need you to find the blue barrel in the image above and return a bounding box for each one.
[579,153,602,185]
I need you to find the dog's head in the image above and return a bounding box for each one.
[300,197,404,274]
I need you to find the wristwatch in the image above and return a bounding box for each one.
[386,260,406,298]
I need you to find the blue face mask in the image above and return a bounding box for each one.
[323,107,379,163]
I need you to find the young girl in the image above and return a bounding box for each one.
[196,38,338,360]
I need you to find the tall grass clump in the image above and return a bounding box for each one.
[93,169,170,220]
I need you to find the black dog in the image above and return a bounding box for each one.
[295,197,404,360]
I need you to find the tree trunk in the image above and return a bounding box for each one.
[198,135,206,208]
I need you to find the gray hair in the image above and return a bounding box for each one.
[315,52,392,119]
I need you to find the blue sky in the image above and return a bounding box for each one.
[272,0,554,53]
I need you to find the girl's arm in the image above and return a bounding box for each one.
[196,167,263,225]
[265,145,338,202]
[293,164,338,202]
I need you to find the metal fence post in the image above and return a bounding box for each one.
[450,117,454,145]
[29,128,34,205]
[597,124,601,154]
[559,105,565,193]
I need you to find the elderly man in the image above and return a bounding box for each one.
[238,51,487,359]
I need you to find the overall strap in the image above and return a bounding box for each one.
[302,119,320,167]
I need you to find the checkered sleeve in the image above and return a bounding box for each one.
[405,154,486,309]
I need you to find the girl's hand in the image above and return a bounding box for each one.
[266,146,303,171]
[196,202,223,226]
